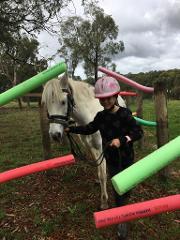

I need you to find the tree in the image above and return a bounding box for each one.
[0,36,47,107]
[58,3,124,82]
[0,36,47,89]
[58,16,84,78]
[0,0,71,53]
[0,74,11,94]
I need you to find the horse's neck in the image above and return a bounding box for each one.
[69,80,102,125]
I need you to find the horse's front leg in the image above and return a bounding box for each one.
[97,157,109,210]
[83,135,109,210]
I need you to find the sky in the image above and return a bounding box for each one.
[38,0,180,77]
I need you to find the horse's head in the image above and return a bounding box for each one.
[42,74,74,142]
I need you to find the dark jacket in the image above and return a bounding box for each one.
[69,107,143,168]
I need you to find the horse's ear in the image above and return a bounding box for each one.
[58,73,68,88]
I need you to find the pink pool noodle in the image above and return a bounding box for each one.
[94,194,180,228]
[0,154,75,184]
[98,66,154,93]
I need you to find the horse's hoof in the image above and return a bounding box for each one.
[98,204,109,211]
[117,223,128,239]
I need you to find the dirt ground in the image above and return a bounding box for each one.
[0,161,179,240]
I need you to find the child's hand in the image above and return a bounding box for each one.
[110,138,121,148]
[64,127,70,132]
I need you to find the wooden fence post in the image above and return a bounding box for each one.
[136,91,144,148]
[154,81,170,179]
[39,102,51,159]
[125,96,130,108]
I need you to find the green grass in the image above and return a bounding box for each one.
[0,100,179,240]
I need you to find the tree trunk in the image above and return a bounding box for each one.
[94,51,98,82]
[13,68,23,109]
[27,97,30,107]
[17,98,23,109]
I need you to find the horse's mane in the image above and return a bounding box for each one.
[68,78,95,101]
[42,78,62,106]
[42,77,95,106]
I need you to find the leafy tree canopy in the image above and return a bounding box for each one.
[0,36,47,92]
[125,69,180,99]
[0,0,71,50]
[58,3,124,81]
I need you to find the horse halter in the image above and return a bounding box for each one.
[47,88,75,127]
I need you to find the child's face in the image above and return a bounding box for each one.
[99,96,117,110]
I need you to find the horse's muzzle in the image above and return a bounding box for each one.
[51,132,62,142]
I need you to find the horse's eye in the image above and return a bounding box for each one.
[61,100,66,105]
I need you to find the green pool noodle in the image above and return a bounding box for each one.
[134,116,157,127]
[112,136,180,195]
[0,62,67,107]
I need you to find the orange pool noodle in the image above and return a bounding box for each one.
[0,154,75,184]
[94,194,180,228]
[119,91,137,96]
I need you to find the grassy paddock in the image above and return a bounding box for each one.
[0,100,179,240]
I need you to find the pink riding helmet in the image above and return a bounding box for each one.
[94,76,120,98]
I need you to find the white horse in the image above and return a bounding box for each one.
[41,74,126,209]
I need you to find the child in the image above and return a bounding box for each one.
[65,76,143,239]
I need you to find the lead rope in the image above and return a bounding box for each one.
[66,133,111,167]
